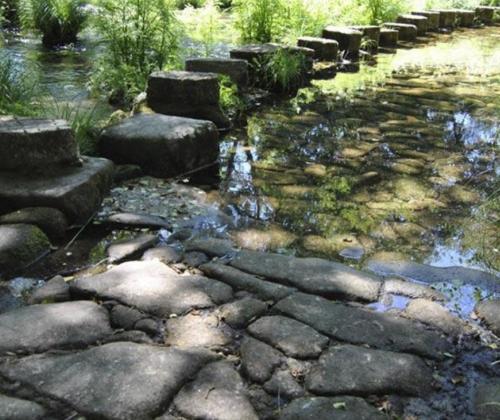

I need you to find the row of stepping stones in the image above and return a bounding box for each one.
[1,234,499,419]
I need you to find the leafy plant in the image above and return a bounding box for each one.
[234,0,284,43]
[261,48,310,93]
[219,75,245,118]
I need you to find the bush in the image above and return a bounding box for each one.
[1,0,20,27]
[234,0,284,43]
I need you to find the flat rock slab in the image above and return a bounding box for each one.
[218,298,267,329]
[382,23,418,41]
[100,113,219,178]
[0,394,47,419]
[383,278,445,300]
[0,301,111,354]
[106,234,157,262]
[275,292,450,359]
[230,44,279,63]
[173,361,258,420]
[0,157,114,224]
[0,342,216,420]
[142,246,181,264]
[248,315,329,359]
[185,238,236,257]
[185,58,249,88]
[72,261,233,317]
[230,250,381,301]
[306,344,433,397]
[102,212,169,229]
[297,37,339,61]
[397,14,428,35]
[475,299,500,336]
[281,396,383,420]
[29,275,70,304]
[404,299,466,336]
[0,117,78,171]
[240,337,283,383]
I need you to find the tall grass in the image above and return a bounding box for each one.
[234,0,284,43]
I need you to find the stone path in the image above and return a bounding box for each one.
[0,236,499,419]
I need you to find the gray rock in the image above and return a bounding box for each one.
[0,117,78,171]
[379,28,399,48]
[475,299,500,336]
[264,370,304,399]
[0,207,68,241]
[29,275,70,304]
[0,301,112,354]
[183,251,210,267]
[0,342,216,420]
[147,71,229,129]
[475,381,500,420]
[100,113,220,178]
[454,10,475,27]
[0,224,51,275]
[433,10,457,27]
[72,261,232,317]
[113,164,143,183]
[218,297,267,329]
[230,44,279,63]
[185,238,236,257]
[230,250,382,302]
[275,293,451,359]
[306,344,433,396]
[382,23,418,41]
[349,25,381,50]
[135,318,158,336]
[107,234,157,262]
[174,361,258,420]
[185,58,249,88]
[322,27,362,58]
[200,262,295,302]
[297,37,339,60]
[475,6,494,24]
[0,157,114,224]
[0,394,46,420]
[338,246,365,261]
[102,330,154,344]
[240,336,283,383]
[397,14,428,35]
[103,212,169,229]
[142,246,182,264]
[383,278,445,300]
[248,316,329,359]
[412,11,440,31]
[280,396,383,420]
[110,304,147,329]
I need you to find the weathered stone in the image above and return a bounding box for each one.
[200,262,296,302]
[0,394,46,420]
[297,37,339,61]
[306,345,433,396]
[107,234,157,263]
[338,246,365,261]
[379,28,399,48]
[110,304,147,329]
[453,9,475,27]
[0,117,79,171]
[230,44,278,62]
[264,369,304,400]
[432,10,457,27]
[29,275,70,304]
[100,113,219,178]
[240,336,283,383]
[0,157,114,224]
[322,27,362,58]
[183,251,209,267]
[475,299,500,336]
[0,207,68,241]
[0,342,216,420]
[0,301,112,354]
[229,250,381,302]
[397,14,428,35]
[248,316,329,359]
[185,58,249,88]
[174,361,258,420]
[475,6,495,24]
[383,278,445,301]
[275,293,451,359]
[72,261,233,317]
[102,212,169,229]
[0,224,51,275]
[113,164,143,183]
[404,299,466,336]
[142,246,181,264]
[349,25,381,52]
[147,71,229,129]
[185,238,236,257]
[383,23,418,41]
[281,396,384,420]
[218,298,267,329]
[412,11,440,31]
[475,381,500,420]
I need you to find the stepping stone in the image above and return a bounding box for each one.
[147,71,229,129]
[29,275,70,304]
[383,23,418,41]
[142,246,181,264]
[275,293,451,359]
[100,113,219,178]
[106,234,157,262]
[349,25,381,52]
[454,9,475,27]
[0,157,114,224]
[218,297,267,329]
[307,345,433,397]
[0,342,216,420]
[476,6,495,24]
[0,301,111,354]
[0,394,46,419]
[248,315,329,359]
[230,44,279,63]
[379,28,399,48]
[240,336,283,383]
[102,212,169,229]
[281,396,383,420]
[432,9,457,27]
[322,27,362,58]
[383,278,445,301]
[264,370,304,399]
[0,224,51,275]
[0,117,78,171]
[200,262,296,302]
[185,238,236,257]
[229,250,382,302]
[475,299,500,336]
[475,381,500,420]
[412,11,440,31]
[297,37,339,61]
[72,260,233,317]
[185,58,249,88]
[173,361,258,420]
[397,14,428,35]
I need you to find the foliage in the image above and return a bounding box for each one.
[219,75,245,118]
[1,0,20,26]
[364,0,407,24]
[234,0,284,43]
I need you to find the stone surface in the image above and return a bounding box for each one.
[476,6,495,24]
[322,27,362,58]
[102,212,169,229]
[475,299,500,336]
[281,396,384,420]
[0,394,47,420]
[0,117,78,171]
[275,293,450,359]
[475,381,500,420]
[383,23,418,41]
[0,207,68,241]
[29,275,70,304]
[107,234,157,262]
[185,238,236,257]
[200,262,296,302]
[383,278,445,300]
[0,342,216,420]
[297,37,339,61]
[142,246,182,264]
[349,25,381,52]
[379,28,399,48]
[229,250,381,301]
[173,361,258,420]
[0,157,114,224]
[218,297,267,329]
[0,301,112,354]
[433,10,457,27]
[397,14,428,35]
[404,299,466,336]
[0,224,51,275]
[230,44,279,63]
[240,336,283,383]
[147,71,229,129]
[183,251,209,267]
[248,316,329,359]
[306,344,433,396]
[100,113,220,178]
[72,261,233,317]
[412,11,440,31]
[263,370,304,399]
[454,9,475,27]
[110,304,148,330]
[185,58,249,88]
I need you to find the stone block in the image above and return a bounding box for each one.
[476,6,495,24]
[383,23,418,41]
[349,25,381,52]
[432,10,457,27]
[412,11,440,31]
[454,9,475,27]
[397,14,428,35]
[322,27,362,59]
[185,57,249,88]
[297,37,339,60]
[379,28,399,48]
